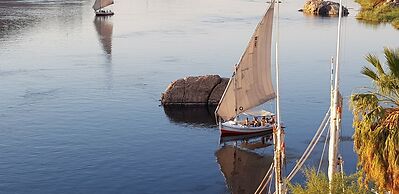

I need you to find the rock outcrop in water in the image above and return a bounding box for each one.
[302,0,349,16]
[161,75,229,106]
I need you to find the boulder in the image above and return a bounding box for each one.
[208,78,229,105]
[303,0,349,16]
[161,75,229,106]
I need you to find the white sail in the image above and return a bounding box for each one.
[216,3,276,121]
[93,0,114,11]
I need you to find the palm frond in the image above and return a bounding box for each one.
[382,108,399,130]
[361,66,379,81]
[366,54,385,76]
[384,47,399,78]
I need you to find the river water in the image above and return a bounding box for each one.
[0,0,398,193]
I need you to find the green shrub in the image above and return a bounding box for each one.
[288,168,373,194]
[355,0,399,28]
[392,18,399,29]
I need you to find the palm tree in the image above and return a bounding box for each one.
[350,47,399,193]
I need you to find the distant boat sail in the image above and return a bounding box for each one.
[215,2,278,136]
[93,0,114,16]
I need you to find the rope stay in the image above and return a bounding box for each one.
[268,172,273,194]
[253,108,331,193]
[286,108,331,182]
[255,162,275,194]
[318,125,330,175]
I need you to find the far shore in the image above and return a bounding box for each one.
[355,0,399,29]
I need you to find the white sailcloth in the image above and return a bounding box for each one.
[216,3,276,121]
[93,0,114,11]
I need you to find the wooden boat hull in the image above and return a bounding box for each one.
[95,11,114,16]
[220,121,274,136]
[219,131,272,144]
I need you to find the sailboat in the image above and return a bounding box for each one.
[215,2,286,192]
[215,2,283,136]
[93,0,114,16]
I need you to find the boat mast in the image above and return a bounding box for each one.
[234,66,238,118]
[328,0,343,188]
[273,0,285,193]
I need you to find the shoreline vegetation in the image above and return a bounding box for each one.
[355,0,399,29]
[289,169,373,194]
[350,48,399,193]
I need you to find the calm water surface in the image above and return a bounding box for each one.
[1,0,398,193]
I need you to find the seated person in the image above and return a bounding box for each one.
[270,115,276,124]
[242,117,250,126]
[253,117,260,127]
[261,116,267,126]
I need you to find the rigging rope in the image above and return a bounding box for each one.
[286,108,331,182]
[254,107,332,193]
[317,125,330,175]
[254,162,274,194]
[268,172,273,194]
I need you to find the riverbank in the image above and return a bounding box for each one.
[355,0,399,29]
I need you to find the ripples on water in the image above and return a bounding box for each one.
[0,0,399,193]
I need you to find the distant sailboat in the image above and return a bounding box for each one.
[215,2,282,136]
[93,0,114,16]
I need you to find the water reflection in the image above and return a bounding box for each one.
[94,16,114,89]
[216,145,273,194]
[0,0,85,41]
[356,19,389,30]
[94,16,113,57]
[163,106,217,128]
